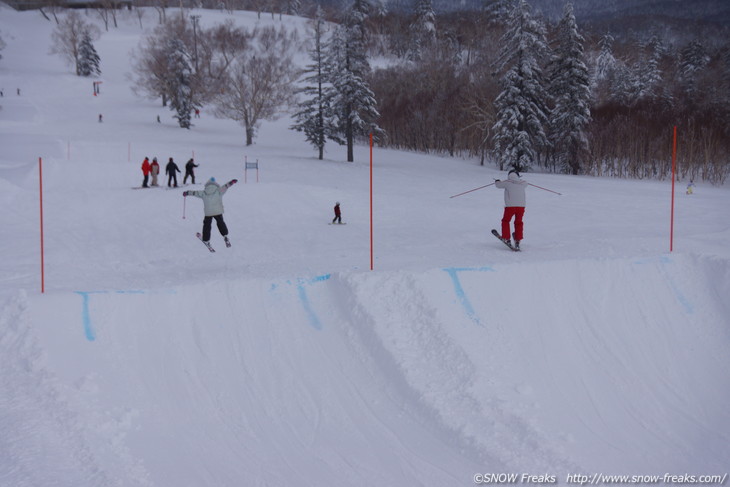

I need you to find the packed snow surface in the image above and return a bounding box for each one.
[1,5,729,486]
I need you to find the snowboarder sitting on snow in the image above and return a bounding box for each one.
[184,177,238,246]
[166,157,181,187]
[332,201,342,224]
[184,158,199,185]
[686,180,695,195]
[495,169,528,250]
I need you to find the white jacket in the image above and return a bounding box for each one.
[495,172,527,207]
[188,179,235,216]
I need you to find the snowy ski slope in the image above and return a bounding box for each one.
[1,5,729,486]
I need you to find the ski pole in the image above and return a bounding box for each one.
[183,194,187,219]
[528,183,562,195]
[449,182,496,199]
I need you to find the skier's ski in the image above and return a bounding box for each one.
[328,222,347,225]
[196,232,215,252]
[491,229,519,251]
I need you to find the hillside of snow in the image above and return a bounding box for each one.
[1,5,729,486]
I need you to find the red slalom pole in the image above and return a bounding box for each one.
[528,183,562,195]
[670,126,677,252]
[370,133,374,271]
[449,182,496,199]
[39,157,45,294]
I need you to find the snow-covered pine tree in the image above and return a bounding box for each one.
[291,7,330,160]
[166,38,194,129]
[632,35,666,105]
[678,40,710,100]
[347,0,372,47]
[77,31,101,77]
[323,3,384,162]
[594,33,617,82]
[408,0,436,62]
[491,0,550,172]
[547,3,590,175]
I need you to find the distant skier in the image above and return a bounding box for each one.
[686,180,695,195]
[184,177,238,247]
[150,157,160,187]
[140,156,151,188]
[494,169,528,250]
[166,157,181,187]
[98,113,103,123]
[184,158,199,185]
[332,202,342,224]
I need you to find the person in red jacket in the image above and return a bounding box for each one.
[140,157,151,188]
[332,201,342,224]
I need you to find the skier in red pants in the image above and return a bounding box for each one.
[495,170,528,249]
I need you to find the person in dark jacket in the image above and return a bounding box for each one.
[165,157,181,187]
[332,202,342,224]
[184,158,199,185]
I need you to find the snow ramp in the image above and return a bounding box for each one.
[4,254,730,486]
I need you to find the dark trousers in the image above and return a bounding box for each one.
[142,175,149,187]
[332,215,341,223]
[167,174,178,187]
[184,171,195,184]
[202,215,228,241]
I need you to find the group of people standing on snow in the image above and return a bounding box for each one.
[140,157,199,188]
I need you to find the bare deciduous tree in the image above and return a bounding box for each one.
[130,18,188,106]
[214,25,298,145]
[49,11,102,76]
[196,20,253,100]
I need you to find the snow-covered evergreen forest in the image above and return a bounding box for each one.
[20,0,730,183]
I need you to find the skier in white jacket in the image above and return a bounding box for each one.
[184,177,238,245]
[494,170,528,249]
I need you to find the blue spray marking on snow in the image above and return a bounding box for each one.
[75,289,176,341]
[443,267,495,326]
[75,291,100,341]
[295,274,331,330]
